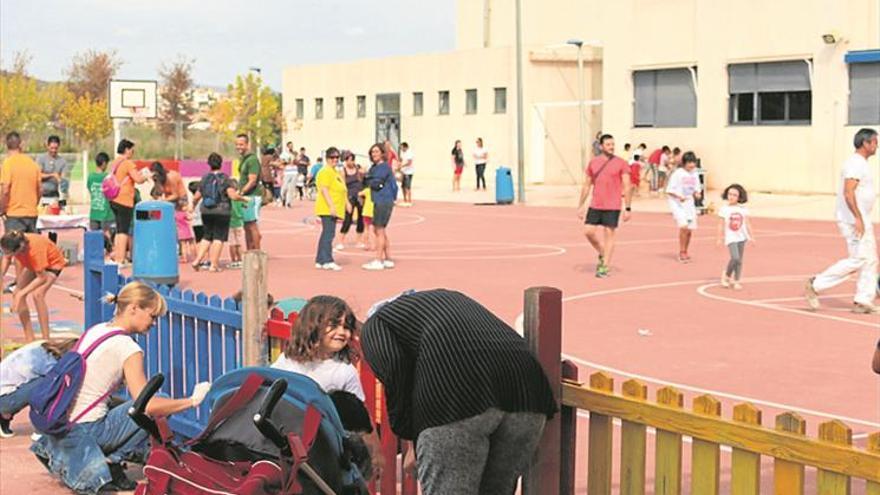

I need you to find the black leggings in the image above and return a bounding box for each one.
[340,200,365,234]
[475,163,487,189]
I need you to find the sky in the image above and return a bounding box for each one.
[0,0,456,90]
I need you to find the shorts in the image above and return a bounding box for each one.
[242,196,262,224]
[454,164,464,176]
[402,174,413,190]
[372,202,394,228]
[228,226,245,247]
[669,200,698,230]
[585,208,621,228]
[3,216,37,233]
[364,216,373,226]
[110,202,134,235]
[46,268,62,277]
[201,215,231,242]
[89,219,116,232]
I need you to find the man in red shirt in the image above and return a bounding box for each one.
[577,134,632,278]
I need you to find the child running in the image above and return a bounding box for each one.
[665,151,703,262]
[0,231,66,341]
[0,338,78,437]
[717,184,755,289]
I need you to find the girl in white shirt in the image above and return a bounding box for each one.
[666,151,703,262]
[472,137,489,191]
[717,184,755,289]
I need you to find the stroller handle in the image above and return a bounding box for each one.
[129,374,164,440]
[253,378,289,454]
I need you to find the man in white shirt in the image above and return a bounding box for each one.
[806,128,879,313]
[400,142,414,206]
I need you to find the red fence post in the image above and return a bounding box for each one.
[560,360,579,495]
[522,286,563,495]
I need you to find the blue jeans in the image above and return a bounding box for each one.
[0,377,44,417]
[32,400,149,494]
[316,215,336,264]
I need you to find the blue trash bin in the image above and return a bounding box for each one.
[133,201,179,286]
[495,166,514,204]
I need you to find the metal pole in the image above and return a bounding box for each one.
[515,0,525,203]
[576,45,586,173]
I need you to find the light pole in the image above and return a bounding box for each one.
[567,39,586,173]
[249,66,262,152]
[514,0,525,203]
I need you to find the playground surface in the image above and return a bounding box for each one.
[1,197,878,493]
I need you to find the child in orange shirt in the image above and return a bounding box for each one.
[0,231,66,342]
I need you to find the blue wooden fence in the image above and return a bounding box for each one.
[83,231,243,438]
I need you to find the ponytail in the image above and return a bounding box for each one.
[106,281,168,316]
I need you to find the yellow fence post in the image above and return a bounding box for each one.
[587,372,614,495]
[868,433,880,495]
[620,379,647,495]
[691,395,721,495]
[731,403,762,495]
[773,412,806,495]
[817,420,852,495]
[654,387,684,495]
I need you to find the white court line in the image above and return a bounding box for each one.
[754,293,851,304]
[697,283,878,329]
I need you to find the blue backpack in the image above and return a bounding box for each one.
[201,173,227,209]
[29,328,126,435]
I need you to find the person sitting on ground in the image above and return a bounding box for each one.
[360,289,557,495]
[0,231,67,342]
[31,281,211,494]
[0,338,79,438]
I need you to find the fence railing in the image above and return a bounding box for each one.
[524,287,880,495]
[83,231,244,438]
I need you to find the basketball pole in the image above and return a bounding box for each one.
[515,0,525,203]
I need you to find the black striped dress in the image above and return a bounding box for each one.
[360,289,557,441]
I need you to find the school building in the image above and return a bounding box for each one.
[282,0,880,194]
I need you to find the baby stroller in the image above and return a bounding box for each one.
[130,367,368,495]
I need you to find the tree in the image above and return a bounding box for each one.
[158,57,195,138]
[0,51,51,136]
[225,73,282,147]
[60,94,112,150]
[66,49,122,100]
[208,98,236,141]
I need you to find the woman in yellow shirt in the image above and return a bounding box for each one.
[314,147,347,271]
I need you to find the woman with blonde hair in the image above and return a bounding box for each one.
[32,281,211,494]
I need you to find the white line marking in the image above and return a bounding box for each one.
[753,294,851,304]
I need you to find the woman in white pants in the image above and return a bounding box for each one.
[806,128,878,314]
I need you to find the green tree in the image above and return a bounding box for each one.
[0,52,50,136]
[158,57,195,138]
[60,94,112,150]
[226,73,282,147]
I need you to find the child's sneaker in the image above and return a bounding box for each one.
[382,260,395,269]
[595,264,609,278]
[720,271,730,288]
[315,263,324,270]
[732,282,743,290]
[804,278,820,310]
[0,416,14,438]
[852,303,879,314]
[322,262,342,271]
[362,260,385,271]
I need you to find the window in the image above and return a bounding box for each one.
[438,90,450,115]
[413,92,423,116]
[335,97,344,119]
[314,98,323,119]
[633,68,697,127]
[357,95,366,118]
[494,87,507,114]
[465,89,478,114]
[295,99,304,119]
[848,61,880,124]
[728,61,811,125]
[376,93,400,114]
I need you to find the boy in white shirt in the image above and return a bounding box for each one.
[666,151,703,263]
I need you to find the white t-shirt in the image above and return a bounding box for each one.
[666,168,702,206]
[835,153,876,224]
[272,355,364,401]
[401,150,415,175]
[70,323,143,423]
[718,205,750,245]
[659,153,670,172]
[473,147,488,165]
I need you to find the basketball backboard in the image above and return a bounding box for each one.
[108,79,158,119]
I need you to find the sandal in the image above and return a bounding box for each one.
[191,262,202,272]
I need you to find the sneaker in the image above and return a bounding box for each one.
[852,303,880,314]
[362,260,385,271]
[0,417,13,438]
[595,264,609,278]
[383,260,395,269]
[804,278,820,310]
[228,261,242,269]
[720,272,731,288]
[334,243,345,251]
[2,283,15,294]
[732,282,743,290]
[322,262,342,271]
[315,263,324,270]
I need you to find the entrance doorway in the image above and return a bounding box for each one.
[375,93,401,149]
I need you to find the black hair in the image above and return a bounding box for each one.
[95,152,110,168]
[624,143,631,151]
[368,143,385,163]
[207,152,223,170]
[150,161,167,186]
[854,128,878,149]
[117,139,135,154]
[681,151,698,165]
[47,135,61,145]
[6,131,21,150]
[286,141,293,146]
[0,230,27,254]
[722,183,748,204]
[300,147,306,151]
[400,142,409,148]
[673,147,681,155]
[236,133,249,142]
[599,134,614,144]
[188,181,200,194]
[262,147,275,156]
[325,146,340,158]
[329,390,373,433]
[638,142,646,148]
[662,145,671,153]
